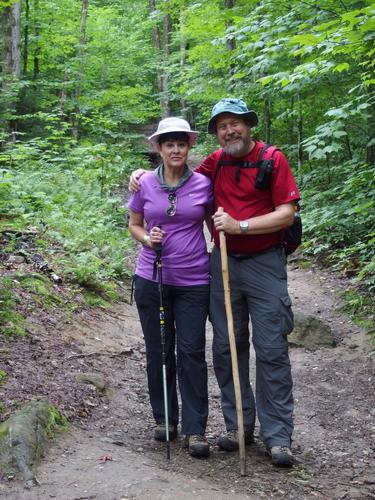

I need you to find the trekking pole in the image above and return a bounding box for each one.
[155,242,170,460]
[218,207,246,476]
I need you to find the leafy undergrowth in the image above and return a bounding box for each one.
[298,158,374,344]
[0,140,147,336]
[340,287,375,347]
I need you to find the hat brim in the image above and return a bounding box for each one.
[148,127,198,146]
[207,110,258,134]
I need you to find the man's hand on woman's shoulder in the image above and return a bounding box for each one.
[128,169,148,192]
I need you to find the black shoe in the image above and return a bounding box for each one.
[154,423,177,442]
[218,430,254,451]
[185,434,210,458]
[266,446,295,467]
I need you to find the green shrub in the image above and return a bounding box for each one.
[0,277,26,336]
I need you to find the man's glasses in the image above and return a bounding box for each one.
[166,192,177,216]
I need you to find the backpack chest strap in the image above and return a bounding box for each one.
[219,159,258,168]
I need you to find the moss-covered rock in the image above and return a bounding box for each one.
[0,276,26,336]
[288,311,336,350]
[0,399,68,486]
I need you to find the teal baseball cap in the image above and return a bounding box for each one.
[207,98,258,134]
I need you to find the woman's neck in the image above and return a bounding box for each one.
[163,164,186,187]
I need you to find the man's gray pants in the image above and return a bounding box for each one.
[210,246,294,449]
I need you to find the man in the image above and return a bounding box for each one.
[129,98,300,467]
[196,98,299,467]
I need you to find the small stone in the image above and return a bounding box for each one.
[8,255,25,264]
[73,372,109,393]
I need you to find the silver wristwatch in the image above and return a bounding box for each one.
[239,220,249,234]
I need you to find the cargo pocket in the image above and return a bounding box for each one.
[280,295,294,335]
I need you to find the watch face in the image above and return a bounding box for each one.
[240,221,249,233]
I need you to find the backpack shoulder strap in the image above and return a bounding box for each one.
[258,143,278,162]
[212,149,226,186]
[255,144,279,190]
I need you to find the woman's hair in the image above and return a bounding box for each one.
[157,131,190,145]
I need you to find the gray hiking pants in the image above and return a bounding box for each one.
[210,246,294,448]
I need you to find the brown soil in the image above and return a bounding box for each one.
[1,257,374,500]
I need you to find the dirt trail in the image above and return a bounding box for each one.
[1,261,374,500]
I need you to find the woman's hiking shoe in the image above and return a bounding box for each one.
[218,430,254,451]
[154,423,177,442]
[185,434,210,458]
[266,446,294,467]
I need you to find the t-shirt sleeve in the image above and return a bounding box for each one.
[127,189,144,214]
[271,151,300,206]
[195,153,216,179]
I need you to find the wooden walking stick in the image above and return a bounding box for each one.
[218,207,246,476]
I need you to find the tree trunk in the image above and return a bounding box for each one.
[297,93,303,170]
[179,14,188,120]
[264,94,271,143]
[23,0,30,76]
[12,1,21,79]
[149,0,160,50]
[149,0,162,104]
[290,95,295,145]
[2,2,21,81]
[224,0,236,80]
[367,85,375,165]
[72,0,89,139]
[60,71,69,119]
[33,0,40,80]
[160,13,171,118]
[2,7,13,79]
[149,0,170,117]
[330,86,353,160]
[2,2,21,141]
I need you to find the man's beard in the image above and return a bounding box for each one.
[223,136,252,157]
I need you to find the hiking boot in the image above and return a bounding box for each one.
[154,423,177,442]
[218,430,254,451]
[185,434,210,458]
[267,446,295,467]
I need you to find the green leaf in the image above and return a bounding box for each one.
[333,63,350,73]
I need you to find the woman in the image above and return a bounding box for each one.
[128,117,213,458]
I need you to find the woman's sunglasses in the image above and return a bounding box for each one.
[166,192,177,216]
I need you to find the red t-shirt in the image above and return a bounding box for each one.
[196,141,300,254]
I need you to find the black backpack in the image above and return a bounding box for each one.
[213,144,302,256]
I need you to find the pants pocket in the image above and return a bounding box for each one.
[280,295,294,335]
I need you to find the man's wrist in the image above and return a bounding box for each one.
[239,220,249,235]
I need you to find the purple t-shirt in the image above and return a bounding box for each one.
[128,170,213,286]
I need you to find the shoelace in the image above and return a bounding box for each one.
[190,434,206,442]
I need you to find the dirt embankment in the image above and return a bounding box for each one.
[0,259,374,500]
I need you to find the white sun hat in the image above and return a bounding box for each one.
[148,117,198,146]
